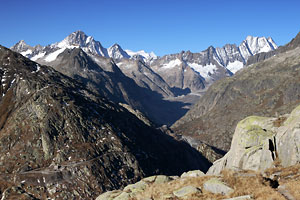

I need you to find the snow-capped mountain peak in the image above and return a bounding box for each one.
[53,31,108,57]
[125,49,157,61]
[11,31,159,64]
[10,32,277,79]
[238,35,277,62]
[11,40,32,52]
[108,43,130,60]
[244,36,271,54]
[56,30,89,48]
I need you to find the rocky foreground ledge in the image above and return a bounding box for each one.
[97,104,300,200]
[208,104,300,174]
[96,166,300,200]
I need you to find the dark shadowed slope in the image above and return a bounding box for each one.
[0,46,210,199]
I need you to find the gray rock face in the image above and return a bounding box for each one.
[276,105,300,167]
[150,51,208,94]
[116,59,174,97]
[215,44,244,66]
[96,175,174,200]
[143,175,172,184]
[207,116,277,174]
[0,46,211,199]
[173,32,300,152]
[96,190,122,200]
[223,195,253,200]
[173,185,202,197]
[123,180,148,194]
[203,178,233,195]
[208,104,300,174]
[180,170,205,178]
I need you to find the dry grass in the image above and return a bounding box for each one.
[268,164,300,200]
[0,179,13,193]
[132,168,290,200]
[133,175,224,200]
[278,164,300,178]
[273,116,287,127]
[285,180,300,199]
[273,157,282,168]
[264,164,300,180]
[221,170,285,200]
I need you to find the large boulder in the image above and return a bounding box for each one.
[208,116,277,174]
[276,105,300,167]
[208,104,300,174]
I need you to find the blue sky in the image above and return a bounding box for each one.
[0,0,299,56]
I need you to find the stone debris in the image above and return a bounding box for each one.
[173,185,202,197]
[203,178,234,195]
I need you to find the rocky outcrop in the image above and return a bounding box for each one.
[275,105,300,167]
[208,104,300,174]
[173,31,300,152]
[0,46,211,199]
[173,185,202,198]
[96,165,300,200]
[208,116,277,174]
[203,178,233,195]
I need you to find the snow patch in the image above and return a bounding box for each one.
[226,60,244,73]
[267,37,278,49]
[36,64,40,72]
[1,76,6,82]
[117,62,134,69]
[86,36,93,44]
[56,39,69,49]
[32,64,41,73]
[161,59,182,70]
[44,48,66,62]
[31,52,46,61]
[188,62,217,78]
[125,49,157,60]
[21,49,32,56]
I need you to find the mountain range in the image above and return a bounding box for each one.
[4,29,300,200]
[0,45,210,199]
[12,30,277,81]
[173,31,300,152]
[11,31,278,126]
